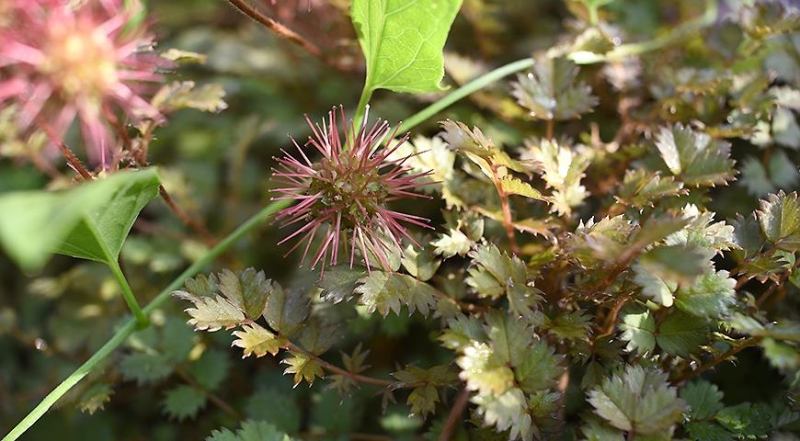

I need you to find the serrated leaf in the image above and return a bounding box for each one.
[177,273,219,299]
[730,213,765,260]
[685,421,734,441]
[715,402,773,437]
[675,270,736,318]
[617,169,685,207]
[499,176,548,201]
[580,419,626,441]
[152,81,227,113]
[406,385,439,418]
[571,216,634,266]
[761,338,800,370]
[184,295,246,331]
[472,387,533,441]
[440,120,527,174]
[440,314,485,350]
[232,323,287,358]
[638,245,708,286]
[78,382,113,415]
[352,0,461,94]
[161,317,196,363]
[295,319,339,355]
[735,254,791,283]
[757,191,800,244]
[355,271,438,317]
[317,265,366,304]
[524,138,589,215]
[457,341,515,396]
[665,205,737,258]
[513,341,563,393]
[588,365,686,434]
[467,244,541,316]
[162,385,206,421]
[680,380,725,420]
[119,352,173,385]
[246,390,301,433]
[632,263,678,307]
[512,54,598,120]
[402,242,440,281]
[619,310,656,354]
[188,349,230,391]
[654,124,736,186]
[740,156,774,196]
[218,268,272,320]
[282,352,324,386]
[544,310,592,340]
[389,135,454,185]
[484,310,535,367]
[656,311,708,357]
[0,169,160,271]
[206,420,294,441]
[432,229,472,258]
[264,285,309,337]
[768,149,800,188]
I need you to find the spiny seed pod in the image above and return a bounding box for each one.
[271,106,432,273]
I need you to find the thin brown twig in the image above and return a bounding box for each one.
[438,387,470,441]
[674,337,762,384]
[226,0,345,72]
[489,165,521,255]
[174,367,242,420]
[35,116,93,180]
[286,342,396,388]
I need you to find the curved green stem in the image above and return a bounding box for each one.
[3,199,291,441]
[108,259,148,328]
[397,58,535,135]
[353,86,374,142]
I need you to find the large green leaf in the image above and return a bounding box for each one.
[0,169,160,271]
[352,0,461,94]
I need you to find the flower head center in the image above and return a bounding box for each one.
[41,21,118,101]
[310,155,389,226]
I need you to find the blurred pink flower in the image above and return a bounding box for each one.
[272,106,431,273]
[0,0,164,167]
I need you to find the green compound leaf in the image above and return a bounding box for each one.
[263,285,309,338]
[617,169,686,208]
[685,421,735,441]
[715,402,773,438]
[218,268,272,320]
[674,270,736,319]
[466,244,541,317]
[352,0,461,94]
[119,352,173,385]
[316,265,366,304]
[206,420,295,441]
[512,54,598,120]
[619,309,656,354]
[499,175,549,201]
[162,385,206,421]
[188,349,230,391]
[77,382,114,415]
[457,341,515,396]
[182,294,247,332]
[282,352,324,386]
[680,380,724,420]
[439,314,486,350]
[0,168,160,271]
[654,124,736,187]
[355,271,438,317]
[472,387,534,441]
[401,241,441,281]
[587,365,686,435]
[232,323,287,358]
[405,384,439,418]
[757,191,800,246]
[656,311,709,357]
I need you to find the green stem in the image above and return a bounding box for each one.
[397,58,535,135]
[108,259,148,328]
[3,199,291,441]
[83,219,148,327]
[353,86,374,140]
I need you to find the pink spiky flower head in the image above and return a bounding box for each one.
[0,0,163,167]
[272,106,432,273]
